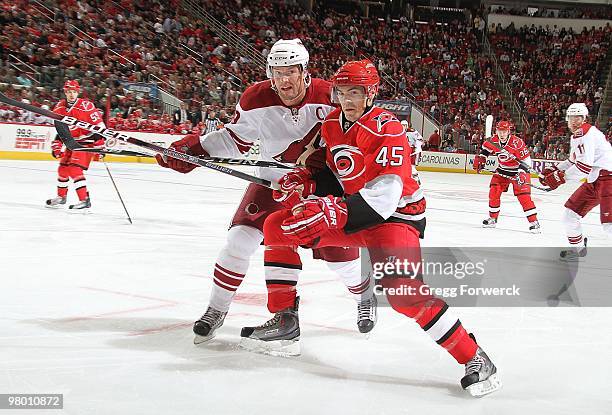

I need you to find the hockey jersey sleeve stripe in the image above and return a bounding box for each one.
[226,129,253,153]
[576,164,591,174]
[226,127,254,146]
[576,161,592,173]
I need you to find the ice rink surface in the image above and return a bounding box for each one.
[1,160,611,415]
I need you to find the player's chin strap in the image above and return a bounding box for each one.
[0,92,281,190]
[482,140,552,192]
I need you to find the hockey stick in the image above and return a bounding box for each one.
[103,160,133,224]
[0,93,280,190]
[486,168,552,192]
[62,142,295,169]
[70,147,152,158]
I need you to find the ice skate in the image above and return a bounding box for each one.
[193,306,227,344]
[69,197,91,211]
[529,220,541,234]
[357,295,377,334]
[45,196,66,208]
[482,217,497,228]
[239,297,300,357]
[461,345,502,397]
[560,238,588,262]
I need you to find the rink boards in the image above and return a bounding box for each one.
[0,121,560,174]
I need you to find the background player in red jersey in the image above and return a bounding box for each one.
[45,80,105,210]
[473,121,541,233]
[243,60,500,397]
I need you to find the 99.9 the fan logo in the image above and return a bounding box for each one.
[15,128,33,137]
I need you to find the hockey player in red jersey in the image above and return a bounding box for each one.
[473,121,541,233]
[540,103,612,260]
[45,80,105,210]
[155,39,372,344]
[245,60,500,396]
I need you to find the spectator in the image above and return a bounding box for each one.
[173,102,189,125]
[428,129,441,150]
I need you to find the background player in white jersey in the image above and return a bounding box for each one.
[156,39,374,343]
[540,103,612,260]
[401,120,423,184]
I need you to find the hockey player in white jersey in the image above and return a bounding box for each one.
[157,39,374,346]
[540,103,612,260]
[401,120,424,184]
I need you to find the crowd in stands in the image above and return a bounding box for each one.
[490,5,612,21]
[1,0,248,133]
[489,22,610,159]
[1,0,610,160]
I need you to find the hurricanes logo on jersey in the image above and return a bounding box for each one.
[330,144,365,182]
[372,112,397,132]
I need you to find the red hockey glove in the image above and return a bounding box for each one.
[272,168,316,208]
[92,137,105,161]
[92,137,105,147]
[473,154,487,173]
[155,134,208,174]
[540,167,565,190]
[281,196,347,242]
[51,139,64,159]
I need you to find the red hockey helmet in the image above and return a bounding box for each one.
[496,120,511,131]
[63,80,80,91]
[332,59,380,98]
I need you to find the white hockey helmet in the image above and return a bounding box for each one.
[565,103,589,121]
[266,39,309,79]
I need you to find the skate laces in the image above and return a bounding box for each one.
[357,297,375,321]
[199,307,225,326]
[465,352,485,375]
[257,313,281,329]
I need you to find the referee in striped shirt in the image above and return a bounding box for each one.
[204,111,221,134]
